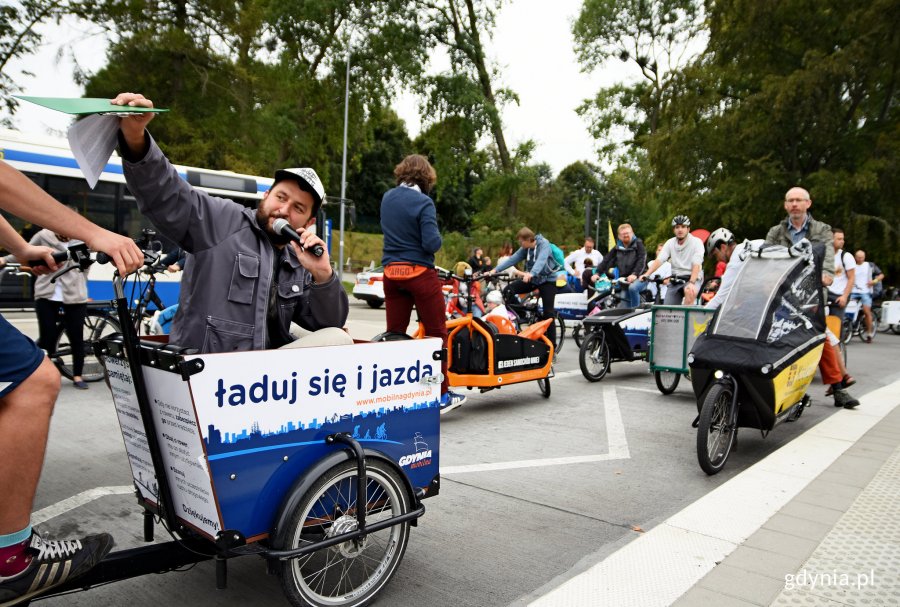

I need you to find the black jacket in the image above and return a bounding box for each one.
[596,238,647,277]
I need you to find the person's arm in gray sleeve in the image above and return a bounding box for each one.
[531,239,552,276]
[120,133,245,253]
[296,274,350,331]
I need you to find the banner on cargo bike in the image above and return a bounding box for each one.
[106,338,442,540]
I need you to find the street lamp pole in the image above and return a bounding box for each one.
[338,48,351,283]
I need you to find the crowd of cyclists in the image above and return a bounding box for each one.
[0,96,892,606]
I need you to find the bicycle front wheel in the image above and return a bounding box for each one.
[55,311,122,382]
[277,459,411,607]
[697,382,737,475]
[579,331,610,382]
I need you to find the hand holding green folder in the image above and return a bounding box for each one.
[14,96,169,189]
[14,96,168,115]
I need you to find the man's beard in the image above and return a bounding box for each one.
[257,208,292,246]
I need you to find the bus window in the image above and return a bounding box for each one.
[45,175,118,232]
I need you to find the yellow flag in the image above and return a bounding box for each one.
[608,220,616,252]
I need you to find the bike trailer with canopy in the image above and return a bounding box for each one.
[689,240,826,433]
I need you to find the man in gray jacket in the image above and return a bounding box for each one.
[765,186,859,409]
[112,92,348,353]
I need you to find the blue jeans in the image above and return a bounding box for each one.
[624,279,647,307]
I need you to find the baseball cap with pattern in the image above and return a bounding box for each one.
[274,168,326,207]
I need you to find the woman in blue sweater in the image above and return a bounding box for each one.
[381,154,466,412]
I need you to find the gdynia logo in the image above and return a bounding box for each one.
[399,450,432,468]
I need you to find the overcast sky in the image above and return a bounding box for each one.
[2,0,632,174]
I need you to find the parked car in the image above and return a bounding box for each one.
[352,264,452,309]
[352,266,385,308]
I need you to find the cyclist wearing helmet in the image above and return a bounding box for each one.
[640,215,704,304]
[704,228,745,309]
[707,227,735,277]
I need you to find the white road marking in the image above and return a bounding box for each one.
[617,385,662,395]
[552,368,666,395]
[32,486,134,525]
[528,380,900,607]
[441,385,629,474]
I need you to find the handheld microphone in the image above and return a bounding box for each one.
[273,218,324,257]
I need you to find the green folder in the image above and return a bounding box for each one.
[14,96,168,115]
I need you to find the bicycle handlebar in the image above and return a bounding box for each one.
[639,275,685,286]
[25,250,70,268]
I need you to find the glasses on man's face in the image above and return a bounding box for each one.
[785,198,808,203]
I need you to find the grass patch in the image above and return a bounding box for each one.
[334,231,383,273]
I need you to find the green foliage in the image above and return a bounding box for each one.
[573,0,705,160]
[556,160,604,235]
[345,106,412,232]
[414,115,488,233]
[647,0,900,271]
[417,0,518,212]
[340,230,384,270]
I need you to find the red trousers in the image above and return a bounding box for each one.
[819,340,842,385]
[384,269,449,394]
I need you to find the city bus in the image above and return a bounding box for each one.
[0,128,277,307]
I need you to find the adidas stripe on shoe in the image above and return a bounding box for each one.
[0,530,114,607]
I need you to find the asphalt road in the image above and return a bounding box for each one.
[10,302,899,607]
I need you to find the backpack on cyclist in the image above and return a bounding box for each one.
[549,242,565,273]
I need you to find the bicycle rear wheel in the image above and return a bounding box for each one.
[55,311,122,382]
[654,370,681,395]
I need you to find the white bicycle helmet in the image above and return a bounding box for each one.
[671,214,691,227]
[485,290,503,305]
[706,227,735,255]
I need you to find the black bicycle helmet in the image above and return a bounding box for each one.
[671,214,691,227]
[706,227,735,256]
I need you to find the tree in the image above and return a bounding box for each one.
[556,161,604,237]
[345,105,412,232]
[79,0,427,193]
[414,115,488,232]
[573,0,704,160]
[647,0,900,269]
[0,0,73,124]
[417,0,521,213]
